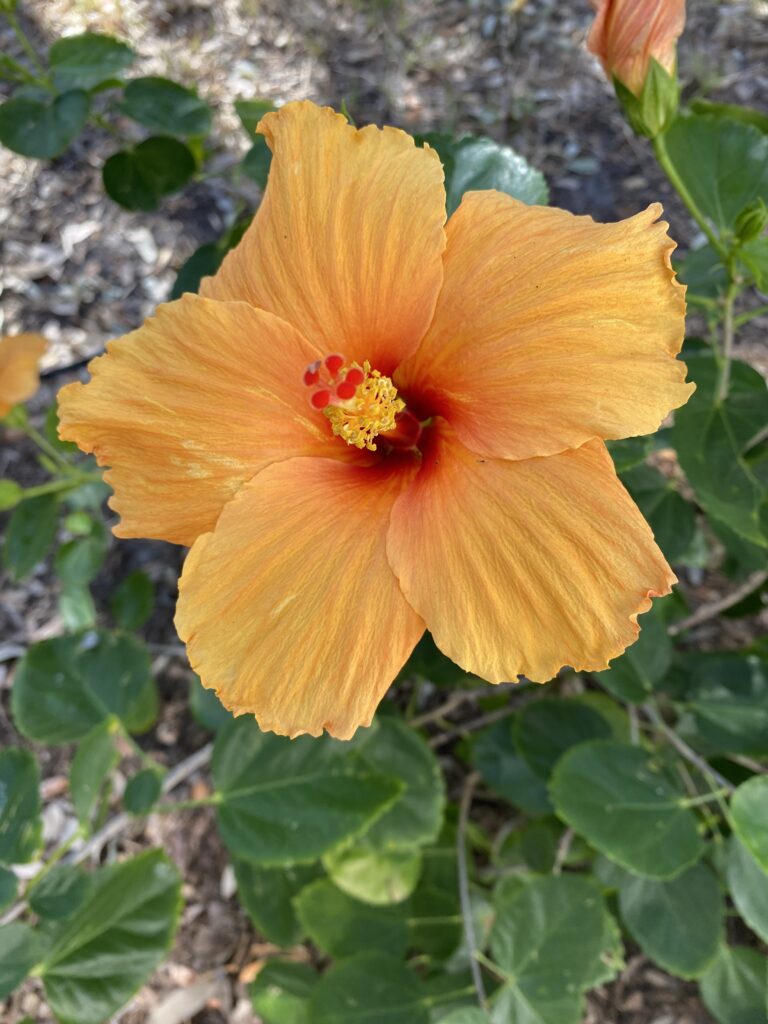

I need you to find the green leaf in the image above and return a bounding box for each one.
[212,717,400,866]
[606,437,651,474]
[170,243,223,300]
[0,923,42,999]
[727,836,768,944]
[59,584,97,631]
[70,717,120,824]
[310,952,429,1024]
[519,818,560,874]
[40,849,182,1024]
[550,740,704,879]
[399,632,472,687]
[700,946,767,1024]
[29,865,93,920]
[234,859,316,946]
[618,862,723,978]
[324,841,422,905]
[122,76,212,136]
[674,354,768,546]
[55,527,107,587]
[690,99,768,135]
[49,32,134,91]
[0,748,42,865]
[0,91,89,158]
[423,133,548,216]
[103,136,196,211]
[677,243,729,300]
[123,767,163,815]
[664,115,768,236]
[188,676,233,732]
[357,718,444,849]
[515,698,612,780]
[489,875,616,1023]
[407,882,461,961]
[242,138,272,188]
[110,570,154,630]
[731,776,768,872]
[295,878,408,958]
[595,602,672,702]
[621,464,697,561]
[3,492,58,580]
[234,98,275,136]
[0,866,17,909]
[683,653,768,756]
[249,960,316,1024]
[0,479,23,511]
[471,718,552,814]
[12,630,158,744]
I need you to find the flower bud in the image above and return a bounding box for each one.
[588,0,685,136]
[735,198,768,244]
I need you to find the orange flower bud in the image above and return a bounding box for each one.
[0,334,46,418]
[588,0,686,97]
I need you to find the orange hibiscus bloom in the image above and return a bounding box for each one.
[58,101,692,739]
[0,333,47,418]
[588,0,686,96]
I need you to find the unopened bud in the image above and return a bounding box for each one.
[735,199,768,244]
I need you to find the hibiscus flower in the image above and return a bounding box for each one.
[0,333,46,418]
[58,101,692,738]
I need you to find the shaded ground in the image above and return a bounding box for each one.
[2,0,768,1022]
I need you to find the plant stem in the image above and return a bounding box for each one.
[0,50,38,85]
[735,304,768,327]
[457,771,487,1010]
[653,133,729,262]
[18,420,71,471]
[5,10,51,86]
[21,474,100,500]
[717,279,737,402]
[680,789,732,808]
[643,703,734,793]
[667,568,768,636]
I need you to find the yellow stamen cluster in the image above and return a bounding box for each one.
[324,361,405,451]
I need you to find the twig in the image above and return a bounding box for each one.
[0,743,213,927]
[553,827,574,875]
[668,569,768,636]
[430,704,517,749]
[642,704,734,793]
[457,771,487,1010]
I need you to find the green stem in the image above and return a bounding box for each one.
[735,304,768,328]
[653,133,729,263]
[152,795,220,814]
[21,476,99,500]
[4,10,52,87]
[0,50,38,85]
[90,110,124,139]
[26,827,84,892]
[680,789,732,809]
[19,420,71,471]
[717,279,737,403]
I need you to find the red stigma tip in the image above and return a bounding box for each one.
[311,388,332,410]
[325,353,344,376]
[303,368,320,386]
[335,380,356,400]
[345,367,364,386]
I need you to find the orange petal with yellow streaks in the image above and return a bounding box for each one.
[201,101,447,375]
[387,421,675,684]
[57,294,351,547]
[176,455,425,739]
[397,195,692,461]
[0,334,46,417]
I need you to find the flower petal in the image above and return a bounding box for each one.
[397,194,692,460]
[0,333,46,416]
[175,455,424,739]
[201,101,447,374]
[57,294,349,546]
[387,421,675,683]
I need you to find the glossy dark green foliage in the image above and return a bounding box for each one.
[621,463,696,561]
[3,492,59,580]
[110,570,154,630]
[0,749,42,865]
[123,767,164,815]
[103,136,196,211]
[0,91,89,158]
[49,32,135,91]
[122,77,212,136]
